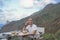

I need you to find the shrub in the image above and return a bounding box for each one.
[55,30,60,40]
[43,34,54,40]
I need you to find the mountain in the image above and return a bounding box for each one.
[1,3,60,33]
[0,24,4,29]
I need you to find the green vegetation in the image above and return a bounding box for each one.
[55,30,60,40]
[43,34,54,40]
[43,30,60,40]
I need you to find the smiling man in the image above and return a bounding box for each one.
[23,18,40,40]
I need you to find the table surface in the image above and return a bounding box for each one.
[10,31,30,36]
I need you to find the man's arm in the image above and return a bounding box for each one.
[23,26,26,31]
[23,21,28,30]
[30,25,37,35]
[31,30,37,35]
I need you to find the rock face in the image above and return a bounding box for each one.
[1,3,60,33]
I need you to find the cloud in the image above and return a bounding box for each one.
[20,0,57,8]
[0,0,58,25]
[0,0,4,8]
[34,0,57,7]
[20,0,34,8]
[0,13,6,25]
[44,0,57,4]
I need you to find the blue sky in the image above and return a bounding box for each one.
[55,0,60,2]
[0,0,60,27]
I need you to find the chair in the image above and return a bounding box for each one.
[33,27,45,40]
[38,27,45,39]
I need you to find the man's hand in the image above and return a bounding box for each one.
[25,21,28,26]
[31,30,37,35]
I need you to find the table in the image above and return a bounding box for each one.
[9,31,31,40]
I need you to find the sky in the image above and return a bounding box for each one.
[0,0,60,27]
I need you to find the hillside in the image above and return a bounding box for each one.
[1,3,60,33]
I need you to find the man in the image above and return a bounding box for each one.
[23,18,40,40]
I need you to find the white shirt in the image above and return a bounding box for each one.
[26,24,40,38]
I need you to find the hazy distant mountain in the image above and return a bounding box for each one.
[0,24,4,28]
[1,3,60,33]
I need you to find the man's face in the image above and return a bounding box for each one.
[28,18,33,25]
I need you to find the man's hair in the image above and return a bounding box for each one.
[28,17,33,21]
